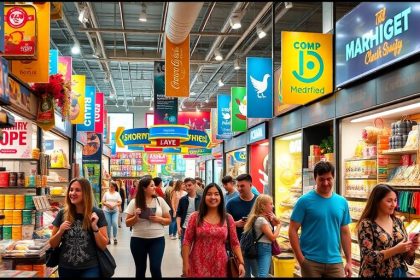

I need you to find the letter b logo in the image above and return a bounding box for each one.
[292,50,324,83]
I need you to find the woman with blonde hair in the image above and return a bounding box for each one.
[170,180,184,239]
[243,194,280,278]
[49,178,109,277]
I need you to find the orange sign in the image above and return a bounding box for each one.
[165,35,190,97]
[11,2,50,83]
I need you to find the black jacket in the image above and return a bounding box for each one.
[176,194,201,228]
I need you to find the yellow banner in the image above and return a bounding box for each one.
[70,75,86,124]
[165,35,190,97]
[11,3,50,83]
[281,32,332,105]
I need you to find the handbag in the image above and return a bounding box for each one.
[45,246,61,268]
[226,215,240,278]
[96,247,116,278]
[271,239,281,256]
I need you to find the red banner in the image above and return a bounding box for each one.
[178,111,211,131]
[249,143,269,194]
[94,92,104,133]
[147,154,167,164]
[156,139,180,147]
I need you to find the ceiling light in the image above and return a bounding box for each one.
[214,48,223,61]
[256,24,267,39]
[234,59,240,70]
[92,45,101,58]
[196,106,200,113]
[229,12,242,30]
[149,106,153,111]
[78,6,89,24]
[115,101,119,108]
[278,133,302,141]
[126,106,129,112]
[285,2,293,9]
[139,3,147,22]
[190,91,196,96]
[350,103,420,123]
[71,44,81,55]
[218,79,224,87]
[205,98,209,103]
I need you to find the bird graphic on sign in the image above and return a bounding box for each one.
[250,74,270,98]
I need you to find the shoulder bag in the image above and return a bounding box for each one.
[226,214,240,278]
[45,246,61,268]
[96,247,117,278]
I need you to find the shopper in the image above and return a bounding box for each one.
[222,175,239,205]
[102,181,122,245]
[288,161,352,277]
[226,173,259,277]
[118,180,126,228]
[182,183,245,277]
[176,178,201,247]
[164,180,174,207]
[49,178,108,278]
[357,184,419,277]
[125,176,171,278]
[169,180,184,239]
[153,177,165,198]
[195,177,204,196]
[244,194,281,277]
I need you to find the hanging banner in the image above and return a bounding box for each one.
[188,148,212,156]
[231,87,247,132]
[76,86,95,132]
[182,129,211,148]
[106,115,111,144]
[116,127,150,147]
[149,125,189,140]
[210,108,223,145]
[250,144,269,194]
[178,111,211,131]
[0,57,10,104]
[94,92,104,134]
[0,2,5,53]
[281,31,333,104]
[103,109,108,143]
[58,56,72,86]
[11,3,50,83]
[216,94,233,139]
[110,132,116,155]
[49,49,59,75]
[70,75,86,124]
[82,132,103,204]
[0,121,32,159]
[148,154,167,165]
[8,77,36,116]
[165,35,190,97]
[246,57,273,118]
[154,61,178,124]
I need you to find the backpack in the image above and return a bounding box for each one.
[240,220,264,259]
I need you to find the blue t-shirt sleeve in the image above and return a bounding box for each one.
[290,197,305,224]
[341,200,351,226]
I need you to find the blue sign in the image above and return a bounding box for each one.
[111,132,116,155]
[77,86,96,132]
[216,94,233,140]
[182,130,210,148]
[149,125,189,140]
[49,49,59,75]
[248,123,267,144]
[246,57,273,118]
[336,2,420,87]
[121,128,151,145]
[233,151,247,163]
[127,145,145,151]
[162,148,182,154]
[44,140,54,151]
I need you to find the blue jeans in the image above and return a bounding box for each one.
[257,242,272,277]
[104,210,119,239]
[393,267,407,278]
[130,236,165,278]
[59,265,100,278]
[169,211,177,236]
[244,256,259,277]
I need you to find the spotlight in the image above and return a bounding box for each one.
[190,91,197,96]
[139,3,147,22]
[78,6,89,24]
[285,2,293,9]
[234,59,240,70]
[229,12,242,30]
[205,98,209,103]
[218,79,224,87]
[71,44,81,55]
[214,48,223,61]
[257,24,267,39]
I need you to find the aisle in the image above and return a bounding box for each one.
[107,216,183,277]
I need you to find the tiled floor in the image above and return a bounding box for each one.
[107,215,182,278]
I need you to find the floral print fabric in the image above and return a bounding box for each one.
[358,217,414,277]
[183,212,240,277]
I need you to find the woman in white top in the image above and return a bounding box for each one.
[102,180,122,245]
[125,176,171,278]
[244,194,281,277]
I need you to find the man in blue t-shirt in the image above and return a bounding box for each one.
[226,173,258,277]
[289,161,352,278]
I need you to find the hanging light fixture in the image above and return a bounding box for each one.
[256,24,267,39]
[78,6,89,24]
[71,44,81,55]
[229,12,242,30]
[285,2,293,9]
[205,98,209,103]
[234,58,240,70]
[139,3,148,22]
[214,48,223,61]
[92,38,101,58]
[218,79,224,87]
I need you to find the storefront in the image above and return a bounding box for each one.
[247,122,269,194]
[212,144,223,186]
[224,132,247,179]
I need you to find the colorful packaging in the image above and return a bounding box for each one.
[12,225,22,240]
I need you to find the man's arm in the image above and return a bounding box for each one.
[340,225,352,277]
[288,220,305,266]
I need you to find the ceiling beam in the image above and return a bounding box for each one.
[78,28,243,37]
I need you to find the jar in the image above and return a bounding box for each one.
[17,172,25,187]
[9,172,17,187]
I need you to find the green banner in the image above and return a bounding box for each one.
[231,87,247,132]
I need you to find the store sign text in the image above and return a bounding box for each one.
[0,121,32,158]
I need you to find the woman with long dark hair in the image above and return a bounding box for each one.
[182,183,245,277]
[357,184,419,277]
[125,176,171,278]
[49,178,109,277]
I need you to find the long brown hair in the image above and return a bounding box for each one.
[244,194,272,232]
[357,184,397,229]
[64,177,94,231]
[135,176,154,210]
[170,180,182,199]
[197,183,226,226]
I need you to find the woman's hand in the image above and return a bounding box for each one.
[58,221,72,234]
[266,212,280,226]
[90,212,99,231]
[238,263,245,277]
[395,240,412,254]
[182,262,190,277]
[149,215,163,224]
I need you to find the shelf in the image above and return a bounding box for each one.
[47,181,69,184]
[345,157,377,161]
[345,176,377,180]
[381,148,418,155]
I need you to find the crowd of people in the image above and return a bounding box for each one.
[48,161,419,278]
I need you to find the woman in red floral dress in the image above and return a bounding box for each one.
[182,183,245,277]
